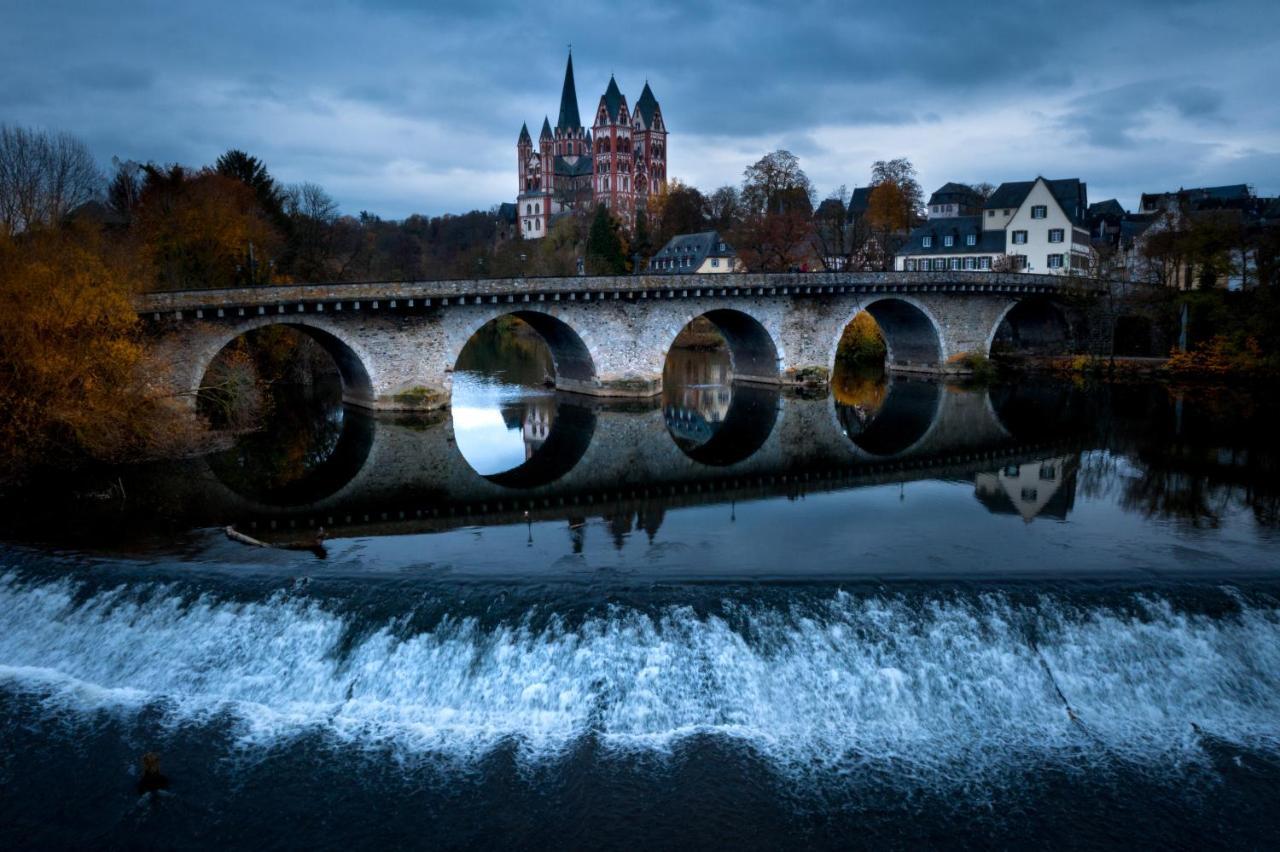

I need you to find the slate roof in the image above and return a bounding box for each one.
[540,117,553,140]
[648,231,736,273]
[985,178,1088,225]
[899,216,1007,256]
[496,202,517,222]
[518,123,531,145]
[600,76,626,123]
[553,155,594,178]
[635,82,659,127]
[557,53,582,130]
[1087,199,1126,221]
[1140,184,1253,212]
[927,182,982,207]
[845,186,872,223]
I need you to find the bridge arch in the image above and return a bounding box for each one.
[665,308,781,385]
[192,316,378,407]
[827,297,946,374]
[987,296,1073,357]
[450,309,598,394]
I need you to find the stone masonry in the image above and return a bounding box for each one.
[138,271,1101,410]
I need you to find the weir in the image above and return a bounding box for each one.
[136,271,1103,410]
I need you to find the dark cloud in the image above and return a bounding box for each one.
[0,0,1277,216]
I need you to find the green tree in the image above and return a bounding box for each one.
[585,204,627,274]
[215,149,286,226]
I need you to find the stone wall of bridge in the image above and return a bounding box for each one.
[144,289,1065,409]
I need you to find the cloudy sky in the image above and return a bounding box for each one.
[4,0,1277,218]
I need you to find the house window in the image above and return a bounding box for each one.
[987,210,995,218]
[1049,228,1064,243]
[922,236,933,248]
[1012,230,1028,245]
[711,258,720,268]
[1047,254,1064,268]
[949,258,961,270]
[934,259,946,271]
[966,234,977,246]
[1031,205,1047,219]
[979,257,991,270]
[964,257,976,270]
[943,235,954,247]
[1039,464,1057,481]
[1021,488,1038,502]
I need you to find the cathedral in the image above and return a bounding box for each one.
[517,51,667,239]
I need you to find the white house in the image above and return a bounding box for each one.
[897,177,1091,275]
[648,231,741,274]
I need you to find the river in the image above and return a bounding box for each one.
[2,332,1279,849]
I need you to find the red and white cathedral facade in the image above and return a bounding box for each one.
[517,52,667,239]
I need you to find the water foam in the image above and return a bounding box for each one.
[3,571,1279,785]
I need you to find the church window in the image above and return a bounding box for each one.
[526,204,531,215]
[535,203,540,214]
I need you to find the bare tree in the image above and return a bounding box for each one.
[742,150,814,216]
[0,126,102,236]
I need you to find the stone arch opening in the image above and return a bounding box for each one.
[989,297,1072,356]
[830,299,943,375]
[670,309,780,385]
[453,310,597,394]
[197,320,376,410]
[450,313,598,487]
[861,298,944,370]
[661,312,780,465]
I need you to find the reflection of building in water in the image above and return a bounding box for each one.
[665,383,733,446]
[974,454,1079,522]
[522,401,553,460]
[500,398,557,462]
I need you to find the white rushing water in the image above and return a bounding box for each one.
[3,571,1279,785]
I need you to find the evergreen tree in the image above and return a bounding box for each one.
[632,208,653,269]
[585,204,626,274]
[215,149,286,226]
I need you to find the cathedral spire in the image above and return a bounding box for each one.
[556,51,581,131]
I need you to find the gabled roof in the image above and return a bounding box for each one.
[649,231,736,272]
[556,53,582,130]
[1087,199,1125,221]
[540,117,553,140]
[985,177,1087,225]
[845,186,872,223]
[600,76,626,123]
[496,202,517,222]
[518,123,531,145]
[635,82,660,127]
[898,216,1006,256]
[1140,184,1253,211]
[553,155,594,178]
[927,182,982,207]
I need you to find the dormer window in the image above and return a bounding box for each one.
[1031,205,1047,219]
[922,236,933,248]
[943,235,954,247]
[966,234,977,246]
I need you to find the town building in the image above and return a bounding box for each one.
[648,231,740,274]
[897,177,1090,274]
[516,52,667,240]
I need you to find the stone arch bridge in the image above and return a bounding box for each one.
[138,271,1101,409]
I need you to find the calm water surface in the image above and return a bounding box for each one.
[2,334,1280,849]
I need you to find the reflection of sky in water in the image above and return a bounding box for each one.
[452,370,556,476]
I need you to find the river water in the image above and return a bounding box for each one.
[2,335,1279,849]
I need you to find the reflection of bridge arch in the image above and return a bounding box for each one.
[481,399,598,489]
[203,409,377,509]
[666,383,780,466]
[833,378,945,458]
[987,296,1073,356]
[194,317,378,407]
[666,309,781,385]
[827,297,947,374]
[451,310,598,395]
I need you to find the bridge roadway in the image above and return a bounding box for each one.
[142,379,1090,538]
[137,271,1101,410]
